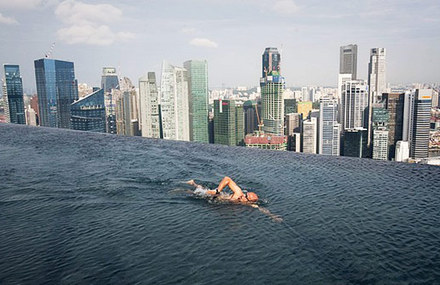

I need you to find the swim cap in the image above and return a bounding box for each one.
[246,192,259,202]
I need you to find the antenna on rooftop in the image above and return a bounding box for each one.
[44,42,56,58]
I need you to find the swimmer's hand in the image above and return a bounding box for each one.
[250,204,259,208]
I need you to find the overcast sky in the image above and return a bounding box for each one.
[1,0,439,92]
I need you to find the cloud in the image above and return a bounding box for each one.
[55,0,134,46]
[0,12,18,24]
[189,38,218,48]
[0,0,57,9]
[272,0,299,15]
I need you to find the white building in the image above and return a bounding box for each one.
[303,117,317,154]
[395,141,410,162]
[319,96,340,155]
[341,80,369,130]
[368,48,387,103]
[372,129,389,160]
[160,61,190,141]
[139,72,160,138]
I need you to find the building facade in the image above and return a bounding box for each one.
[70,88,106,132]
[34,58,78,129]
[160,61,190,141]
[343,128,368,158]
[340,44,357,79]
[341,80,369,130]
[139,72,160,138]
[101,67,119,134]
[3,64,25,124]
[383,93,405,160]
[184,60,209,143]
[302,117,317,154]
[214,99,237,146]
[410,89,432,159]
[319,96,340,156]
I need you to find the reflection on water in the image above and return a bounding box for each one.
[0,124,439,284]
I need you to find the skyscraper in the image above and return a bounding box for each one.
[262,47,281,78]
[243,100,260,135]
[343,128,368,158]
[139,72,161,138]
[184,60,209,143]
[160,61,190,141]
[70,88,106,133]
[260,47,284,136]
[101,67,119,134]
[340,44,357,79]
[383,93,405,160]
[410,89,432,159]
[3,65,25,124]
[368,48,387,103]
[34,58,78,128]
[319,96,340,156]
[341,80,369,130]
[214,99,237,146]
[302,117,317,154]
[371,106,389,160]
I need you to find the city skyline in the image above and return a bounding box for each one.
[0,0,439,92]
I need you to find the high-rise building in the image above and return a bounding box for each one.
[262,47,281,78]
[184,60,209,143]
[3,64,25,124]
[284,98,297,115]
[395,141,410,162]
[341,80,369,130]
[115,77,140,136]
[340,44,357,79]
[368,48,387,103]
[285,113,301,136]
[30,95,39,125]
[402,91,415,143]
[101,67,119,134]
[371,106,389,160]
[319,97,340,156]
[160,61,190,141]
[34,58,78,128]
[343,128,368,158]
[25,105,37,126]
[243,100,260,135]
[383,93,405,160]
[214,99,238,146]
[260,47,284,136]
[235,104,244,146]
[410,89,432,159]
[297,101,313,119]
[139,72,160,138]
[70,88,106,133]
[302,117,317,154]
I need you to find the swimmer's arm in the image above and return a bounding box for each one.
[250,204,283,223]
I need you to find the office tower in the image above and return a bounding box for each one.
[319,97,340,155]
[243,100,260,135]
[25,105,37,126]
[340,44,357,80]
[101,67,119,134]
[214,99,237,146]
[139,72,160,138]
[297,101,313,119]
[184,60,209,143]
[368,48,387,103]
[371,107,389,160]
[395,141,410,162]
[341,80,368,130]
[3,65,25,124]
[115,77,139,136]
[383,93,405,160]
[288,133,301,152]
[30,96,39,125]
[284,98,297,114]
[410,89,432,159]
[34,58,78,128]
[302,117,317,154]
[262,47,281,78]
[260,47,284,135]
[235,104,244,146]
[160,61,190,141]
[285,113,301,136]
[70,88,106,132]
[343,128,368,158]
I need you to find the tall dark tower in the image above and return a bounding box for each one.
[3,64,25,124]
[262,47,281,79]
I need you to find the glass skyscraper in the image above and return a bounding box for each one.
[214,99,243,146]
[339,44,357,80]
[410,89,432,159]
[101,67,119,134]
[139,72,161,138]
[184,60,209,143]
[3,64,25,124]
[319,96,341,156]
[70,88,106,132]
[34,58,78,128]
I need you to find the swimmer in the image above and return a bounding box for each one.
[186,177,283,222]
[186,176,258,203]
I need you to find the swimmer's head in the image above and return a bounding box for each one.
[245,192,259,202]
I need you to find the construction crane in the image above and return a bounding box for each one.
[254,102,264,133]
[44,42,56,58]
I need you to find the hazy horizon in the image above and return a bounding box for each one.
[1,0,439,92]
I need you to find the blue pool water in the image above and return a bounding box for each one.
[0,124,439,284]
